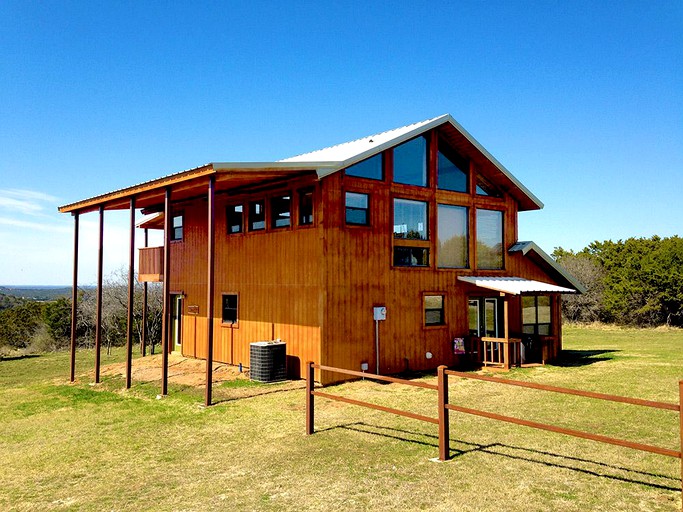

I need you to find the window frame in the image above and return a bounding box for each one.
[437,203,469,269]
[437,145,469,193]
[226,204,244,235]
[392,135,428,187]
[298,187,314,226]
[270,193,292,229]
[171,212,184,241]
[248,199,266,232]
[522,295,552,336]
[221,293,239,326]
[423,293,446,327]
[476,208,505,270]
[344,191,370,226]
[344,153,384,181]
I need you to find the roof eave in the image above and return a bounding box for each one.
[509,241,587,293]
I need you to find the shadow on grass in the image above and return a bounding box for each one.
[554,349,620,367]
[319,422,679,492]
[0,354,40,362]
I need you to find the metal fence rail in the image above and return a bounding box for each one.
[304,362,683,509]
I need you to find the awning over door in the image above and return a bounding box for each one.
[457,276,577,295]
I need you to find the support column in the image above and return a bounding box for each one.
[161,188,171,395]
[125,197,136,389]
[503,294,510,370]
[69,212,79,382]
[94,205,104,383]
[205,176,216,407]
[141,228,148,357]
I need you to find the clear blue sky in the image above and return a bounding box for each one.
[1,1,681,285]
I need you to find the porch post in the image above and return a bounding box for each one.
[503,294,511,370]
[94,205,104,383]
[161,188,171,395]
[205,176,216,407]
[141,228,148,357]
[125,197,136,389]
[69,212,79,382]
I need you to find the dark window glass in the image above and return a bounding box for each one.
[271,194,291,228]
[476,209,503,269]
[424,295,444,326]
[437,150,468,192]
[437,204,468,268]
[468,299,480,336]
[222,294,238,324]
[393,199,427,240]
[393,136,427,187]
[476,178,500,197]
[249,200,265,231]
[345,154,383,180]
[227,205,243,234]
[171,213,183,241]
[523,295,551,335]
[345,192,369,225]
[393,247,429,267]
[298,188,314,225]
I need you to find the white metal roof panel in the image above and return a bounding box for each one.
[457,276,577,295]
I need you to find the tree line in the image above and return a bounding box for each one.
[554,235,683,326]
[0,270,163,356]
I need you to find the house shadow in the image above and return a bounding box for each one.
[316,422,679,492]
[0,354,40,362]
[554,349,620,367]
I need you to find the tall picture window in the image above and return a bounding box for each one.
[171,213,183,241]
[522,295,551,335]
[221,294,238,325]
[298,188,314,225]
[249,200,265,231]
[270,194,291,228]
[437,204,468,268]
[393,199,427,240]
[437,149,468,193]
[393,136,427,187]
[344,154,383,180]
[226,205,243,234]
[476,209,503,269]
[345,192,369,225]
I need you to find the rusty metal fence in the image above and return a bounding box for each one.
[305,362,683,507]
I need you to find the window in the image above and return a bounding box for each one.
[468,299,480,335]
[171,213,183,241]
[522,295,551,335]
[437,204,468,268]
[249,200,265,231]
[437,149,468,193]
[298,188,314,225]
[476,209,503,269]
[393,247,429,267]
[345,154,383,180]
[424,295,445,326]
[393,136,427,187]
[469,297,503,337]
[271,194,291,228]
[345,192,369,225]
[393,199,427,240]
[222,294,238,324]
[226,205,243,234]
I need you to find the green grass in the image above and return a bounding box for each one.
[0,325,681,511]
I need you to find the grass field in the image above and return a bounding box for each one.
[0,325,681,511]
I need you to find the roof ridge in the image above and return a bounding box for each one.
[278,114,446,162]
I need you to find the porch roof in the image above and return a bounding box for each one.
[457,276,577,295]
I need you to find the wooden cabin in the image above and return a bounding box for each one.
[59,114,583,386]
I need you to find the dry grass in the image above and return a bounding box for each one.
[0,325,681,511]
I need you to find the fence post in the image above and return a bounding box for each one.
[438,365,449,461]
[306,361,315,435]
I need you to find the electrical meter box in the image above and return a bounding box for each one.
[373,306,387,321]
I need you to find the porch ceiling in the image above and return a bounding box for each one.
[457,276,577,295]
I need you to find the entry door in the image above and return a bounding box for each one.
[468,298,501,337]
[170,294,183,352]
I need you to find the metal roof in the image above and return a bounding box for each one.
[509,241,587,293]
[457,276,577,295]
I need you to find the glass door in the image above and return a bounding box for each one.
[170,294,183,352]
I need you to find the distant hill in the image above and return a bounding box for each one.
[0,286,72,302]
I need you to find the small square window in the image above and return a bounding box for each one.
[227,205,243,234]
[171,213,183,241]
[298,188,314,226]
[271,194,291,228]
[424,295,445,326]
[222,294,238,324]
[249,200,265,231]
[345,192,369,225]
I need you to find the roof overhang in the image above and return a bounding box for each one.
[457,276,577,295]
[509,241,587,293]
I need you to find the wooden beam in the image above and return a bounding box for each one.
[141,228,148,357]
[125,197,136,389]
[205,176,216,407]
[161,188,171,395]
[69,213,79,382]
[94,205,104,383]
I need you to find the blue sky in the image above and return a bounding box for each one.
[1,1,681,285]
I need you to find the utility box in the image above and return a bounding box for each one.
[373,306,387,321]
[249,341,287,383]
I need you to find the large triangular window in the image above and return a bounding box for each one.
[437,149,468,193]
[476,175,500,197]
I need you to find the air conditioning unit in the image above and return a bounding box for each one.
[249,341,286,383]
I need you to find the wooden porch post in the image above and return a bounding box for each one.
[141,228,148,357]
[503,294,511,370]
[94,205,104,383]
[205,176,216,407]
[69,212,79,382]
[125,197,136,389]
[437,365,450,461]
[161,188,171,395]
